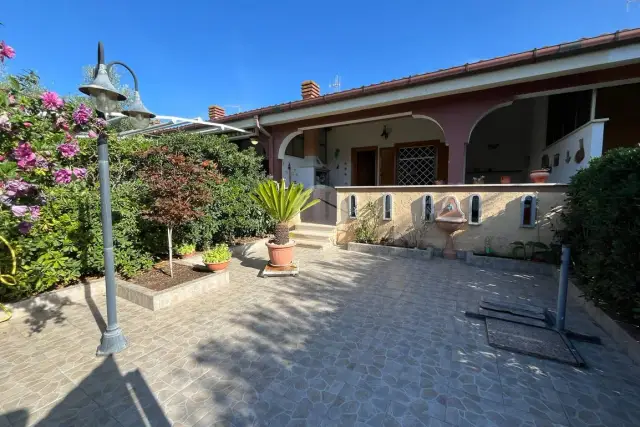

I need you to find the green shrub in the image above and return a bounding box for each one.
[202,244,231,263]
[155,133,275,245]
[176,243,196,256]
[0,67,269,300]
[353,201,380,244]
[563,147,640,321]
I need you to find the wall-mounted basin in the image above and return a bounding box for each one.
[435,196,467,259]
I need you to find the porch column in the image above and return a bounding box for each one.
[270,125,300,181]
[446,139,467,184]
[303,129,319,157]
[414,94,512,184]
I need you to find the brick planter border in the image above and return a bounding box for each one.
[116,271,229,311]
[6,269,230,316]
[347,242,433,260]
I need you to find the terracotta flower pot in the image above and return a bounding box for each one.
[529,169,550,183]
[265,240,296,266]
[500,176,511,184]
[205,260,230,272]
[177,252,196,259]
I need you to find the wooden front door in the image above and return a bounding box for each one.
[379,147,395,185]
[351,147,377,186]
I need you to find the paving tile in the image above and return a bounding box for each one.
[0,246,636,426]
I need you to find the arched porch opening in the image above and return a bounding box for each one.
[466,98,545,184]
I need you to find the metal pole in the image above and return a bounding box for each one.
[96,113,128,356]
[555,245,571,332]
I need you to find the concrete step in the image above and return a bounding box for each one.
[294,238,331,250]
[290,229,334,241]
[294,223,336,233]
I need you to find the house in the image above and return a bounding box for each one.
[157,28,640,254]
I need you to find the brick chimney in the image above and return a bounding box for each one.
[301,80,320,100]
[208,105,225,121]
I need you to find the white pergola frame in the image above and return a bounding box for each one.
[108,113,249,138]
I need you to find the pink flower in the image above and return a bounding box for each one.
[72,168,87,179]
[23,122,32,128]
[72,103,92,125]
[0,41,15,62]
[0,155,5,162]
[96,118,107,128]
[55,117,69,131]
[11,205,28,217]
[13,142,36,169]
[18,221,33,235]
[4,179,34,197]
[57,142,79,158]
[29,206,40,219]
[88,130,97,139]
[8,95,15,105]
[41,91,64,110]
[54,168,72,184]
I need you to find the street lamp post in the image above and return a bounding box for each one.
[80,42,155,356]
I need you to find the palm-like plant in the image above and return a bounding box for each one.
[251,179,319,245]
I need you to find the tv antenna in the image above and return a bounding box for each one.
[328,75,341,93]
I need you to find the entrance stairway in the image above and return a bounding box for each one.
[290,223,335,250]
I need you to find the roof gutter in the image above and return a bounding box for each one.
[213,28,640,124]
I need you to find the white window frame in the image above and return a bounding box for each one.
[423,194,435,222]
[382,193,393,221]
[468,194,482,225]
[520,194,537,228]
[348,194,358,219]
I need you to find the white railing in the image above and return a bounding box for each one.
[541,119,607,183]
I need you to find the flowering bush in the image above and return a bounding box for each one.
[0,75,101,237]
[0,41,271,300]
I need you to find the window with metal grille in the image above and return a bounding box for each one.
[423,194,434,222]
[349,194,357,218]
[383,194,392,220]
[469,194,481,225]
[396,146,437,185]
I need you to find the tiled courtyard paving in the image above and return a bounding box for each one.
[1,245,640,426]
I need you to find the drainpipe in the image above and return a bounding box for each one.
[254,115,271,138]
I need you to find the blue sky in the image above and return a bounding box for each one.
[2,1,640,119]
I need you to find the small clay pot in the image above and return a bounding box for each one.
[529,169,550,183]
[177,252,196,259]
[500,176,511,184]
[205,260,230,272]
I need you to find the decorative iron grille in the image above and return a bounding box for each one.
[396,146,437,185]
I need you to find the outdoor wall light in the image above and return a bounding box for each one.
[250,138,258,145]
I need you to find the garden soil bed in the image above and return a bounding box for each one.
[127,262,211,292]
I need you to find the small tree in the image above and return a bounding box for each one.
[139,147,223,276]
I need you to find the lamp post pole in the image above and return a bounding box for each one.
[96,111,128,356]
[80,42,155,356]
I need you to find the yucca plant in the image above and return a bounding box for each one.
[251,179,319,245]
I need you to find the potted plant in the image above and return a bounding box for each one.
[529,169,550,183]
[251,179,319,266]
[175,243,196,258]
[202,244,232,272]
